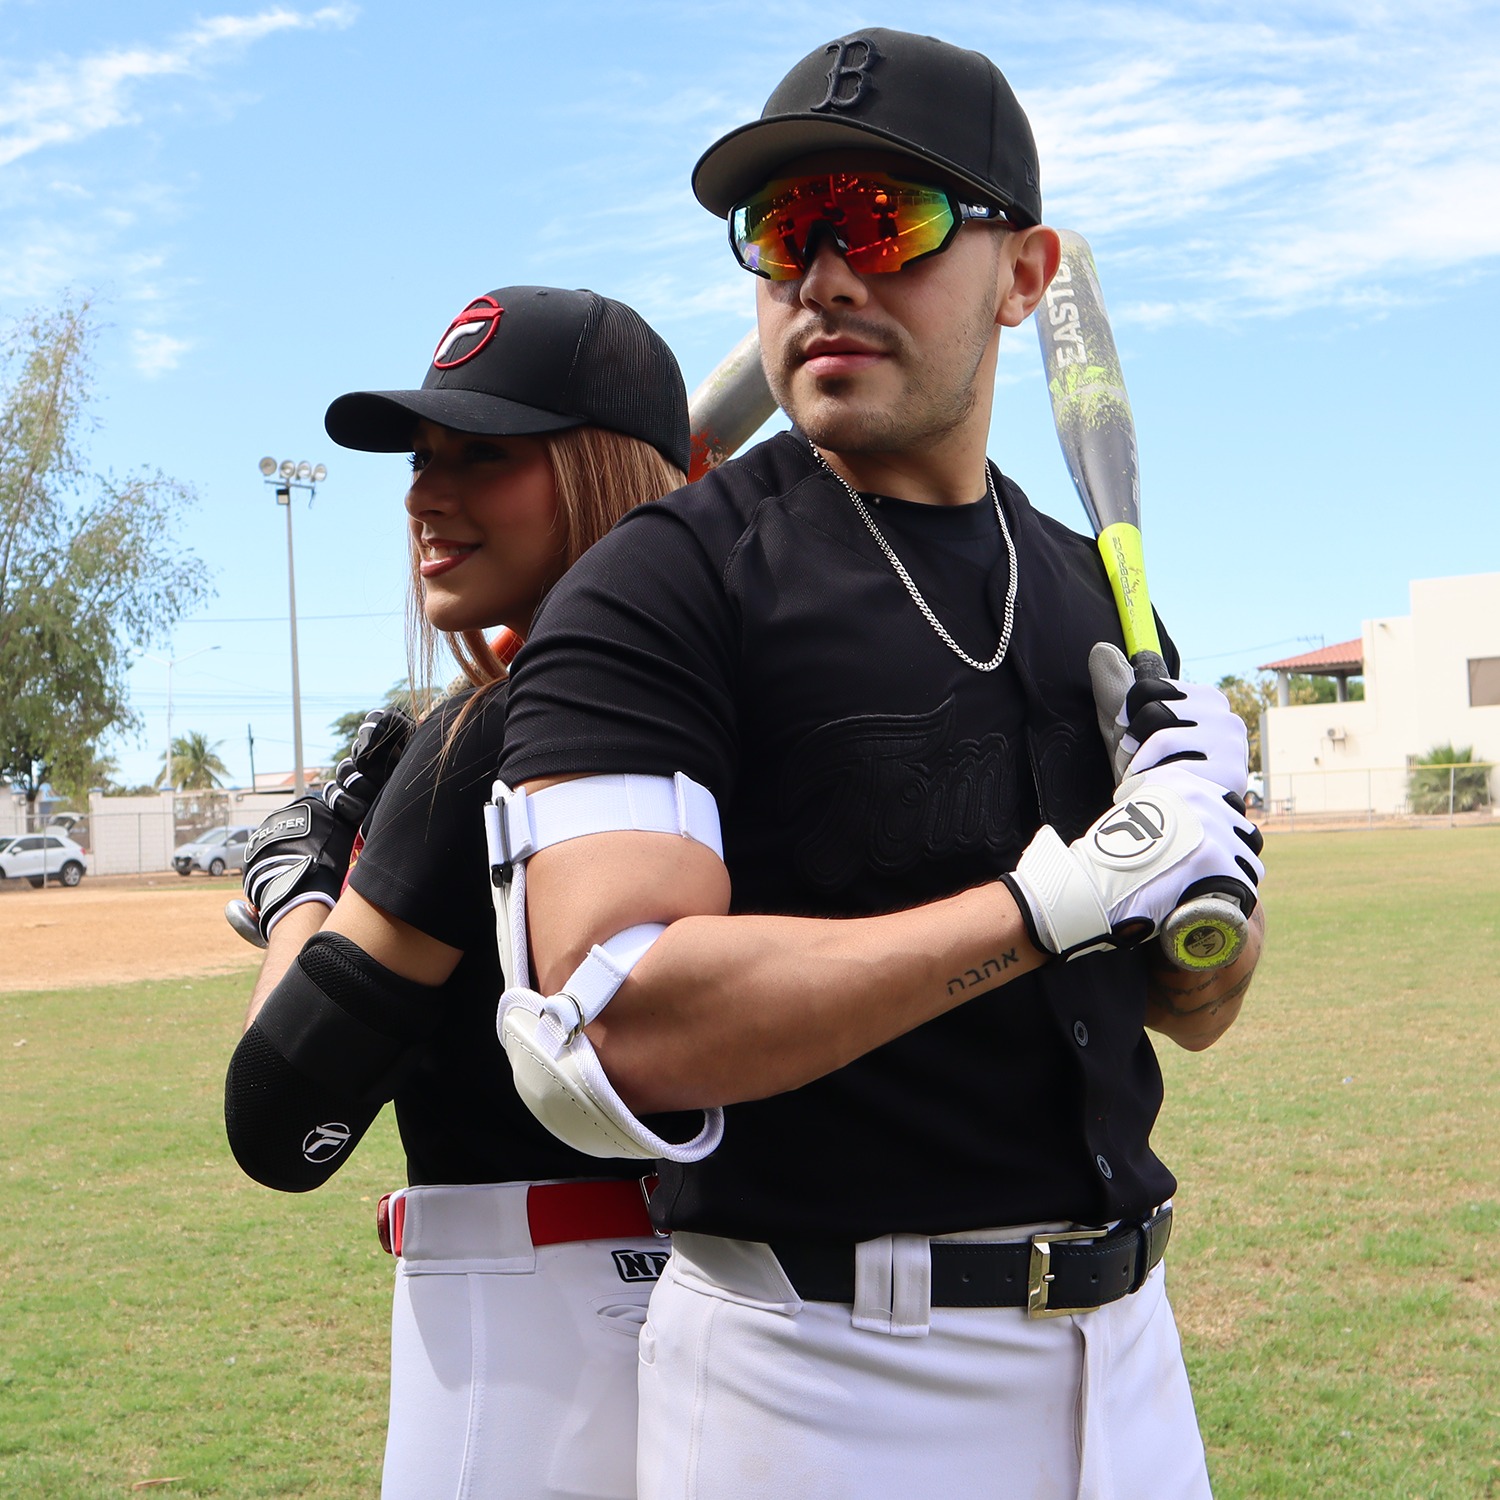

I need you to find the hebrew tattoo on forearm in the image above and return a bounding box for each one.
[947,949,1020,996]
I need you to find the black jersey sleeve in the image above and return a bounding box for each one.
[499,504,741,801]
[348,687,507,951]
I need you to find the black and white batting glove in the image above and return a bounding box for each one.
[323,707,416,827]
[241,796,357,941]
[1088,642,1249,797]
[1003,763,1264,962]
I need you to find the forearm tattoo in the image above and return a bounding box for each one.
[1148,967,1254,1019]
[946,948,1019,996]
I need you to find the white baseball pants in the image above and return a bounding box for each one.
[637,1224,1212,1500]
[380,1181,665,1500]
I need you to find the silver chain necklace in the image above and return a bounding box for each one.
[808,440,1019,673]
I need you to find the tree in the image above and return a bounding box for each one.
[0,302,211,826]
[48,748,121,807]
[328,679,444,764]
[1408,744,1490,815]
[159,730,229,791]
[1285,673,1365,706]
[1216,674,1276,772]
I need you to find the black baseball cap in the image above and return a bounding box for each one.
[692,29,1041,227]
[325,285,691,473]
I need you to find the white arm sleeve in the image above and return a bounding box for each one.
[486,773,725,1162]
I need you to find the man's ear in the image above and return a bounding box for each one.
[997,225,1062,328]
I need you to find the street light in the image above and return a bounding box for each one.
[257,457,327,795]
[136,645,220,790]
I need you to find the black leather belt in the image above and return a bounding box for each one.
[770,1206,1172,1318]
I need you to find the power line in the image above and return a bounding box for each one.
[179,611,399,624]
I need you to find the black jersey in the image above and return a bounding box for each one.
[349,687,644,1190]
[501,431,1179,1240]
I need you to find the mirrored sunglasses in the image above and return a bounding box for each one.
[729,171,1010,282]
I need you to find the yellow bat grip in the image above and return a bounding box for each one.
[1096,522,1162,662]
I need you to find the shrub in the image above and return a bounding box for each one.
[1407,744,1491,814]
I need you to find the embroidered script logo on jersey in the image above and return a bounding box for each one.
[1093,799,1167,861]
[302,1121,352,1163]
[433,296,504,369]
[811,37,880,111]
[1030,717,1115,842]
[781,696,1029,891]
[612,1248,670,1283]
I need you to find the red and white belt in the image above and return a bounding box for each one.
[378,1177,659,1258]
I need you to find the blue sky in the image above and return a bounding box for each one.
[3,0,1497,789]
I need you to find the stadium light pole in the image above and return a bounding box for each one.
[136,644,220,790]
[258,458,327,796]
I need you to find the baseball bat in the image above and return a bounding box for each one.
[228,331,778,948]
[1037,230,1250,972]
[688,327,776,481]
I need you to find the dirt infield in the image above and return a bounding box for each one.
[0,876,260,993]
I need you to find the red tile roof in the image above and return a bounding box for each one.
[1259,638,1363,673]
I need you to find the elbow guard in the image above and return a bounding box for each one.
[225,932,440,1192]
[488,773,725,1163]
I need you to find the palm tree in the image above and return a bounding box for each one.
[158,731,230,791]
[1408,743,1489,815]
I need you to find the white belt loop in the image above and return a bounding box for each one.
[397,1183,537,1274]
[852,1234,932,1338]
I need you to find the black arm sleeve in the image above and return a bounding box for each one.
[224,932,442,1192]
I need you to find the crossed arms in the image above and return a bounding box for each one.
[515,789,1261,1117]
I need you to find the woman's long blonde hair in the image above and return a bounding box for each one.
[403,423,686,729]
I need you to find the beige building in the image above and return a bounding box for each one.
[1261,572,1499,815]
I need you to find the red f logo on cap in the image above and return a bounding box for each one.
[433,296,504,369]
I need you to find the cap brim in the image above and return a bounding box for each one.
[324,388,585,453]
[692,115,1035,223]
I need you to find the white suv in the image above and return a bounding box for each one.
[0,833,90,888]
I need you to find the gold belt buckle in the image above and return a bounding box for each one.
[1027,1227,1102,1318]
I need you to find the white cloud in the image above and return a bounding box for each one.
[0,5,355,169]
[130,328,193,376]
[999,6,1500,323]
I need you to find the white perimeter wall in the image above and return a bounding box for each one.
[88,791,177,875]
[1265,573,1500,813]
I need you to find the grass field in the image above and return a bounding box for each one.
[1,828,1497,1496]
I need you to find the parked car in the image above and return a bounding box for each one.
[172,824,255,877]
[1245,772,1265,810]
[0,832,90,888]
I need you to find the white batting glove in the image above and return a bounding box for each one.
[1088,642,1249,797]
[1004,763,1264,962]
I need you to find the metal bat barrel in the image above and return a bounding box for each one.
[1037,233,1161,667]
[687,329,775,481]
[1037,230,1139,536]
[225,898,267,949]
[1039,229,1248,972]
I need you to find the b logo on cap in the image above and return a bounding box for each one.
[433,296,504,369]
[812,37,879,112]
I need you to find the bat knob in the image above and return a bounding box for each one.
[225,898,268,950]
[1158,893,1248,971]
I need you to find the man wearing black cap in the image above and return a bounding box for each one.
[496,31,1263,1499]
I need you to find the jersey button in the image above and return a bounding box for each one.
[1095,1153,1113,1180]
[1073,1020,1089,1047]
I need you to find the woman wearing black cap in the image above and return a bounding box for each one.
[224,286,691,1500]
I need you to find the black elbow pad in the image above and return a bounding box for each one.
[224,932,441,1192]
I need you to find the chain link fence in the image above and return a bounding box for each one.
[1260,761,1497,828]
[83,789,296,874]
